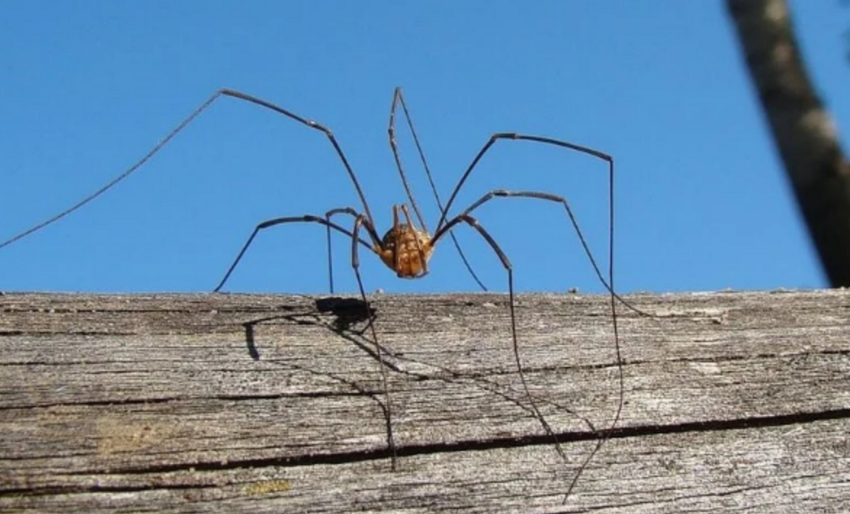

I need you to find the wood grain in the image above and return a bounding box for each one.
[1,290,848,513]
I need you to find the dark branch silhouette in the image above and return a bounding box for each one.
[727,0,850,286]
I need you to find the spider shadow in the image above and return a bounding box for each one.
[238,296,397,458]
[239,296,601,466]
[241,296,395,367]
[243,297,600,431]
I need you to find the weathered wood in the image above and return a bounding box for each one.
[0,290,848,513]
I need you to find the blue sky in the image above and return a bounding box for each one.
[1,1,848,294]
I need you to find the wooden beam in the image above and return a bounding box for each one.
[1,290,848,512]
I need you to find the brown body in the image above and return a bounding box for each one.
[377,224,433,277]
[376,205,434,278]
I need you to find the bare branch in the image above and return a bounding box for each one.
[727,0,850,286]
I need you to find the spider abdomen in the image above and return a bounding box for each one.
[378,224,433,278]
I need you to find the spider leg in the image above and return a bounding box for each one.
[436,190,608,283]
[437,133,615,298]
[435,213,569,470]
[438,133,613,233]
[213,212,377,293]
[388,88,487,291]
[439,133,652,311]
[323,207,379,294]
[212,211,397,470]
[434,190,626,504]
[351,214,398,470]
[388,90,428,233]
[0,89,377,250]
[436,188,649,318]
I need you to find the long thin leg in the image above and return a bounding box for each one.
[435,135,650,499]
[435,188,650,317]
[351,214,398,469]
[388,90,428,233]
[434,190,607,286]
[0,89,377,250]
[211,210,398,470]
[213,212,378,293]
[388,88,487,291]
[324,207,380,294]
[436,214,570,472]
[433,189,622,503]
[438,133,613,235]
[437,133,615,302]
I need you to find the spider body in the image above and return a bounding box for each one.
[377,205,434,278]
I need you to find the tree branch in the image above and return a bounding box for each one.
[727,0,850,286]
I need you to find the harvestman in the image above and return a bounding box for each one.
[0,88,625,504]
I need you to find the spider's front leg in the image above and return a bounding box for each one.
[212,213,375,292]
[350,213,398,470]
